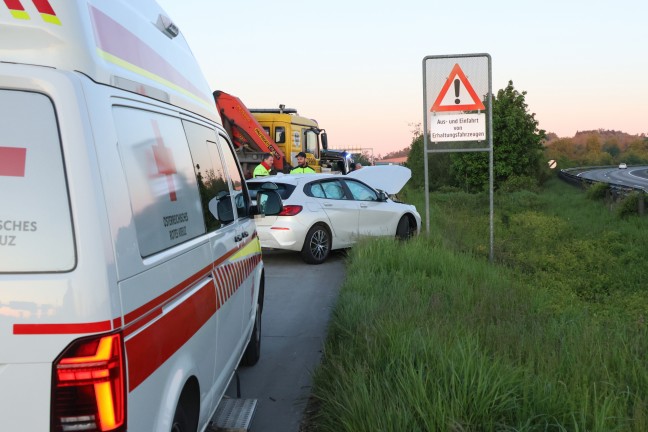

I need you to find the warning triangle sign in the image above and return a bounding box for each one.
[431,63,485,112]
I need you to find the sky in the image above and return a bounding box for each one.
[156,0,647,157]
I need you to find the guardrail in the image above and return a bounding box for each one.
[558,166,645,215]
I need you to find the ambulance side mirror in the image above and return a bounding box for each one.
[208,194,235,224]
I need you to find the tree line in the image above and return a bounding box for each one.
[398,81,647,192]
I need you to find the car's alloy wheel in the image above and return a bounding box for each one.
[301,224,330,264]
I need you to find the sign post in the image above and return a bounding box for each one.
[422,53,494,262]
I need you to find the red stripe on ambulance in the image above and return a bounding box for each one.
[0,146,27,177]
[3,0,60,24]
[126,279,218,391]
[14,320,112,335]
[12,237,261,391]
[123,263,212,326]
[32,0,55,15]
[3,0,25,11]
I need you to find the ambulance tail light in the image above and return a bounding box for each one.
[51,332,126,432]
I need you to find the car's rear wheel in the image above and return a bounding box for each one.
[396,215,411,240]
[301,224,331,264]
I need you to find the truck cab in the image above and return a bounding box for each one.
[251,107,352,174]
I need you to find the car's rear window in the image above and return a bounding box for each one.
[247,181,296,199]
[0,90,75,273]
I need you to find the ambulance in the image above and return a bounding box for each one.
[0,1,282,431]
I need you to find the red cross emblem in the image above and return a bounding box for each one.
[150,120,177,201]
[0,146,27,177]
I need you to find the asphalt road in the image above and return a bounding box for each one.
[225,249,346,431]
[578,165,648,188]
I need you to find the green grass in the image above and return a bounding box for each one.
[307,177,648,432]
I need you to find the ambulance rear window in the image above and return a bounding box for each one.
[0,90,75,273]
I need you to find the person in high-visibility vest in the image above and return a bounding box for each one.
[253,153,274,178]
[290,152,316,174]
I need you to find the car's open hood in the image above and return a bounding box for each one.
[346,165,411,194]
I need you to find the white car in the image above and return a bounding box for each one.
[619,163,627,169]
[248,165,421,264]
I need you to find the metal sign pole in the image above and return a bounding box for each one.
[422,61,430,234]
[422,53,494,262]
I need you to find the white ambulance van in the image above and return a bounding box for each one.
[0,1,282,431]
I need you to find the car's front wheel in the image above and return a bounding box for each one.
[396,215,412,240]
[301,224,331,264]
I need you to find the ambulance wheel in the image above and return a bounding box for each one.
[171,383,199,432]
[171,403,190,432]
[301,224,331,265]
[396,216,411,240]
[241,304,262,366]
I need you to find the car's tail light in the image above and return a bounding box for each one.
[278,205,303,216]
[52,332,126,432]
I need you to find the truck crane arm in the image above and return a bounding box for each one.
[213,90,286,170]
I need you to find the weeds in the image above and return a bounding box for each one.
[308,178,648,432]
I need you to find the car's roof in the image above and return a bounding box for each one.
[247,173,344,185]
[247,166,412,194]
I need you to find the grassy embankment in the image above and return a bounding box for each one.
[309,177,648,432]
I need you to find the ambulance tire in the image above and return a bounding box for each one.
[396,215,411,240]
[241,304,262,366]
[171,382,199,432]
[301,224,331,265]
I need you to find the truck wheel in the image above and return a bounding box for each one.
[240,304,261,366]
[396,216,411,240]
[301,224,331,264]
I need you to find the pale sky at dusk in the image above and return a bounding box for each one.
[157,0,647,156]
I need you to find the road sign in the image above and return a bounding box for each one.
[429,113,486,142]
[422,53,493,261]
[431,63,485,112]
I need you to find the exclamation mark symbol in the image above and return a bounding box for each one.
[454,79,461,104]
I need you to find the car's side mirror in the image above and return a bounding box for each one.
[377,190,389,202]
[255,190,283,216]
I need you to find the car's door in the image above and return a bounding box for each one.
[343,179,397,237]
[308,178,358,245]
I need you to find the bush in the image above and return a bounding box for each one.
[617,191,643,218]
[586,182,609,200]
[499,175,539,193]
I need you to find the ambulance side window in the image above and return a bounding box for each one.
[183,120,231,232]
[113,107,204,257]
[218,134,250,219]
[0,90,75,273]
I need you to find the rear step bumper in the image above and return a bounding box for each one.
[208,398,257,432]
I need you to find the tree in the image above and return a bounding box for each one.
[406,133,453,190]
[351,151,372,166]
[451,81,546,191]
